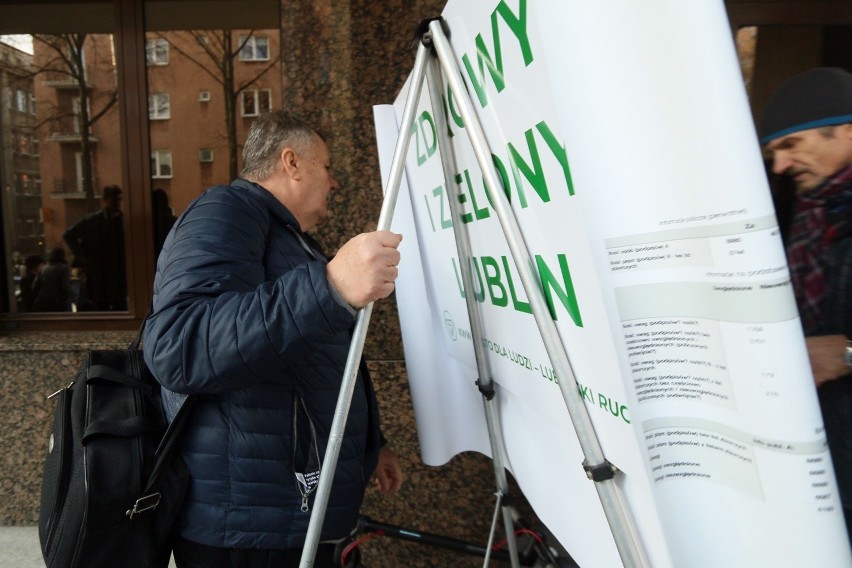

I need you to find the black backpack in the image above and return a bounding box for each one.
[38,329,194,568]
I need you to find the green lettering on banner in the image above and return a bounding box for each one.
[450,253,582,327]
[577,382,594,403]
[461,0,533,109]
[536,121,574,195]
[481,256,508,306]
[491,154,512,203]
[578,382,629,424]
[455,170,491,224]
[597,393,630,424]
[507,121,576,206]
[536,254,582,326]
[501,256,531,314]
[423,192,436,232]
[414,111,437,166]
[508,127,548,207]
[433,185,453,230]
[444,87,464,133]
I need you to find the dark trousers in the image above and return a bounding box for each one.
[173,536,339,568]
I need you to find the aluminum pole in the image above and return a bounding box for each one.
[424,35,521,568]
[299,39,431,568]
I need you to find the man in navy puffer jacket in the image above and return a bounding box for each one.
[143,111,404,567]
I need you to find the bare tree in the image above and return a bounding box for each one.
[158,30,279,180]
[32,34,117,213]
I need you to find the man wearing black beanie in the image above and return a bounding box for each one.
[759,66,852,544]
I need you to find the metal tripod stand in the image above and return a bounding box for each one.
[300,17,646,568]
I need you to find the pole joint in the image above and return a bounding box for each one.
[476,378,496,400]
[412,17,446,49]
[583,459,617,482]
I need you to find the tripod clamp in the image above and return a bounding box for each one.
[413,17,448,49]
[475,377,496,400]
[583,459,617,482]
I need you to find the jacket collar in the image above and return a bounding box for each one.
[231,177,301,231]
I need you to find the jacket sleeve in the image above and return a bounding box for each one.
[143,188,356,394]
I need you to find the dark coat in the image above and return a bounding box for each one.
[817,231,852,524]
[32,260,73,312]
[143,179,383,549]
[62,209,126,310]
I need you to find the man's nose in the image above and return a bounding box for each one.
[771,152,793,175]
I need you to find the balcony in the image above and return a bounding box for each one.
[41,78,91,91]
[51,177,98,199]
[46,132,99,144]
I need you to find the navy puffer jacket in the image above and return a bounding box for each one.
[143,179,383,549]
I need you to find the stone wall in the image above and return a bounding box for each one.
[0,332,519,567]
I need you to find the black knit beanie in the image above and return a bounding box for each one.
[758,67,852,144]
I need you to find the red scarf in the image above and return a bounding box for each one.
[786,165,852,334]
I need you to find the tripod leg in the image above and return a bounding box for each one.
[421,28,522,568]
[298,37,433,568]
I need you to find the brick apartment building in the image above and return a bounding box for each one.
[3,28,281,310]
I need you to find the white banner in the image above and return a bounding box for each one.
[374,1,852,566]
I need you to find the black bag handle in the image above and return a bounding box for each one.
[126,307,197,519]
[87,364,153,394]
[83,415,163,441]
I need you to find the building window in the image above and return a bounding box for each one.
[15,89,27,112]
[146,38,169,65]
[151,150,173,178]
[241,89,271,117]
[148,93,170,120]
[0,3,283,325]
[238,35,269,61]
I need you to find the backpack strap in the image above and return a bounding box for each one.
[124,304,198,519]
[126,395,195,519]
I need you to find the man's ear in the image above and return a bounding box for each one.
[280,148,300,179]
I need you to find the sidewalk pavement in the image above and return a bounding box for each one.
[0,527,42,568]
[0,526,176,568]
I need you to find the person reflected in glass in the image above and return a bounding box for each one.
[32,247,74,312]
[151,187,177,259]
[63,185,127,311]
[19,254,44,312]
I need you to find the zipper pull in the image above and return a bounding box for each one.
[301,494,310,513]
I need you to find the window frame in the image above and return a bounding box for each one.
[145,38,169,65]
[240,88,271,117]
[238,35,269,61]
[0,1,153,330]
[148,92,170,120]
[0,0,282,331]
[151,150,173,178]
